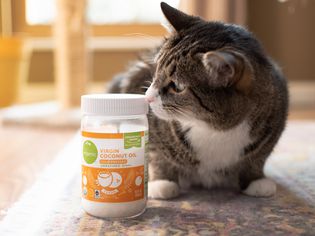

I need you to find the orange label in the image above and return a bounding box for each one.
[82,165,144,203]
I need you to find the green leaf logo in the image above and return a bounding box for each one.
[83,140,98,164]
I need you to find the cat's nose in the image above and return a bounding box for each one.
[145,96,155,103]
[145,85,158,103]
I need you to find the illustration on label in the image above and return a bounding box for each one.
[82,165,144,202]
[97,171,122,188]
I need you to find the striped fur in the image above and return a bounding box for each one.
[107,3,288,198]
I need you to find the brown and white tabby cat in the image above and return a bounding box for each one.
[108,2,288,199]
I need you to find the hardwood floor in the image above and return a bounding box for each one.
[0,125,76,220]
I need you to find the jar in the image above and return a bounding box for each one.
[81,94,148,218]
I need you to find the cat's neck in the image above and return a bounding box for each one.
[179,118,252,170]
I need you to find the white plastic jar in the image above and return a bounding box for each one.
[81,94,148,218]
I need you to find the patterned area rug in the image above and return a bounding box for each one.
[0,121,315,235]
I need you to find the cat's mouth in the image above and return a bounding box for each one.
[145,85,173,120]
[149,97,172,121]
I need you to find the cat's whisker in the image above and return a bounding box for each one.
[176,109,190,120]
[163,105,190,120]
[123,33,159,44]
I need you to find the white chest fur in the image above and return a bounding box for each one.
[181,120,252,188]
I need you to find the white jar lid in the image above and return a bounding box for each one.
[81,94,148,116]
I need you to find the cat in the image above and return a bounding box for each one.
[107,2,288,199]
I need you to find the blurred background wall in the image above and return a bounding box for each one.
[248,0,314,82]
[0,0,314,106]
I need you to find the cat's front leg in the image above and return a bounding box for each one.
[148,161,180,199]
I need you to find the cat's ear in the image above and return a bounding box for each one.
[201,49,252,93]
[160,2,195,33]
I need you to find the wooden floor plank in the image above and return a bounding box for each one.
[0,125,75,219]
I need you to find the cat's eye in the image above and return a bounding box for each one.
[168,80,186,93]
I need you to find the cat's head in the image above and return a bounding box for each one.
[146,2,267,129]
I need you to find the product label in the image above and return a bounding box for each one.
[81,131,148,203]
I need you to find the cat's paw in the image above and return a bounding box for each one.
[148,180,180,199]
[243,178,276,197]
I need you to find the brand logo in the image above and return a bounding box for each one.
[83,140,98,164]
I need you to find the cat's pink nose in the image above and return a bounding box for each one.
[145,86,158,103]
[145,96,155,103]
